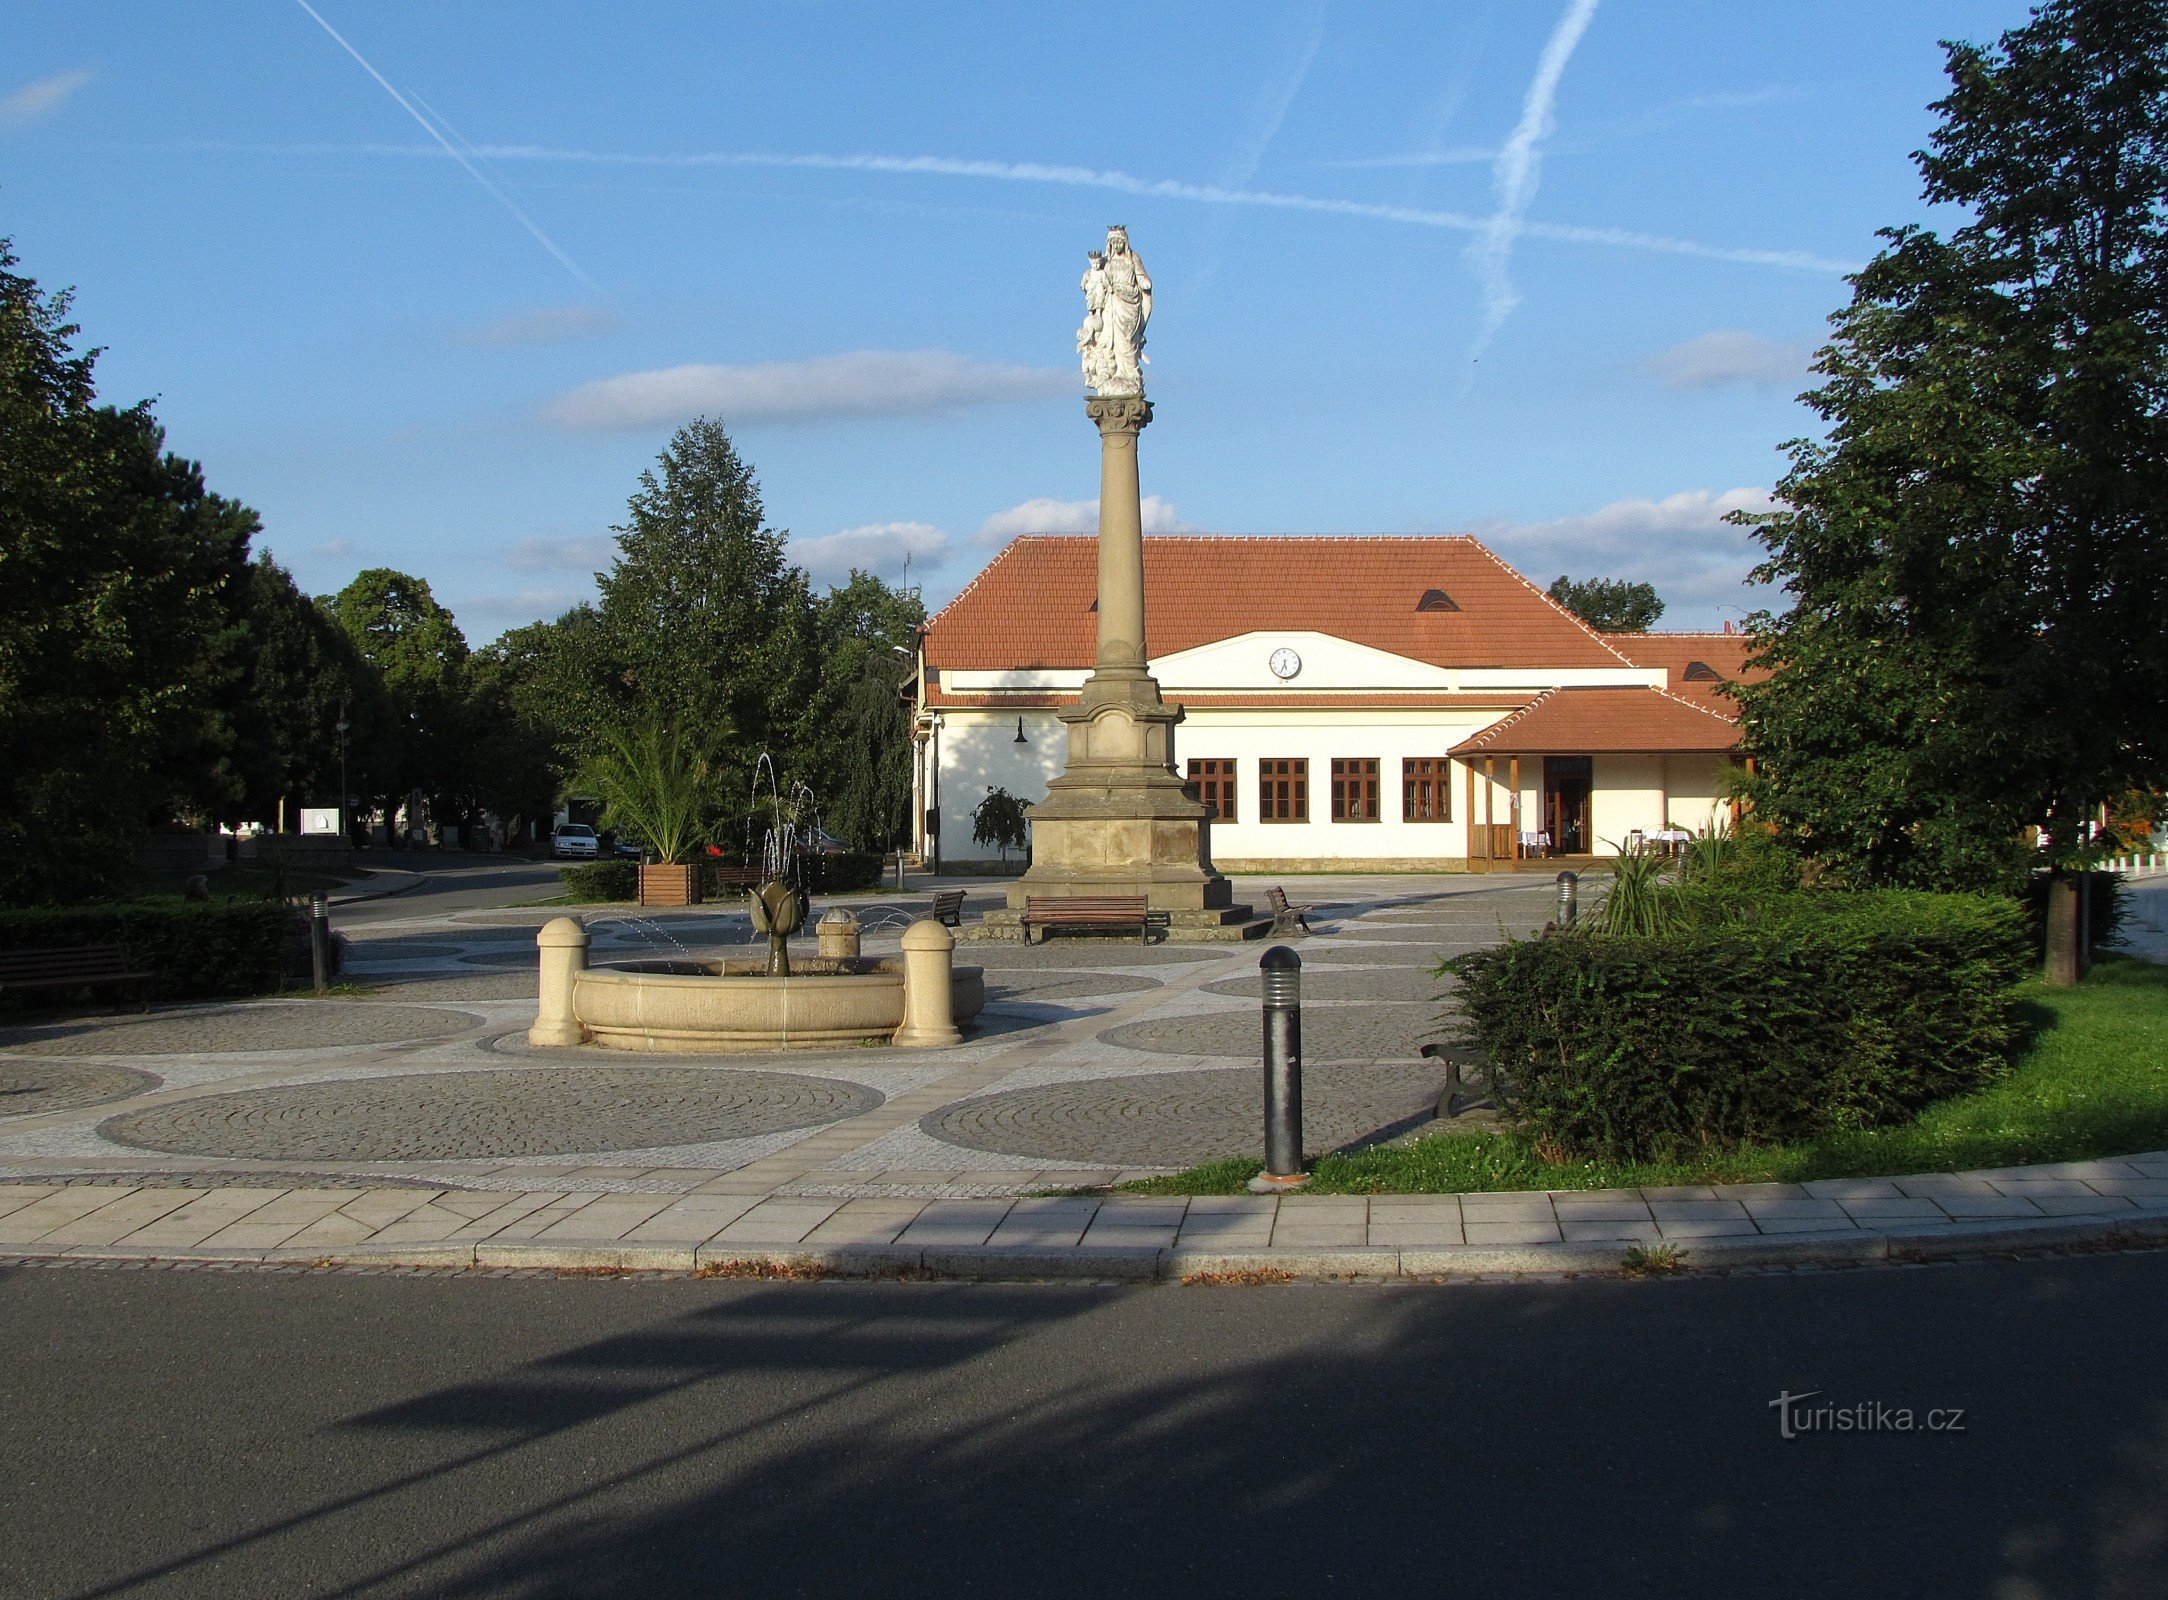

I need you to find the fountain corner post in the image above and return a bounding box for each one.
[892,917,962,1048]
[529,915,590,1047]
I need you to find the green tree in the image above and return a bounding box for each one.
[0,241,266,900]
[466,619,576,846]
[592,417,818,816]
[329,569,470,847]
[1734,0,2168,936]
[808,570,924,850]
[971,787,1030,864]
[1546,575,1665,632]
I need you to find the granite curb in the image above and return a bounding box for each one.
[11,1208,2168,1282]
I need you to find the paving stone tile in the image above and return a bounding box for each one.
[1802,1179,1906,1200]
[1982,1177,2098,1197]
[1637,1186,1720,1201]
[623,1196,765,1241]
[1552,1200,1654,1222]
[118,1190,284,1247]
[1836,1197,1948,1221]
[0,1187,63,1224]
[1548,1187,1644,1204]
[2030,1194,2139,1216]
[446,1193,569,1240]
[1723,1183,1813,1201]
[1750,1217,1867,1235]
[1185,1195,1279,1213]
[1895,1177,2000,1198]
[1079,1221,1180,1248]
[1742,1198,1850,1220]
[0,1186,148,1240]
[1367,1221,1466,1247]
[803,1212,915,1245]
[532,1197,683,1242]
[1270,1225,1367,1247]
[1464,1220,1561,1245]
[710,1200,847,1245]
[1932,1195,2045,1220]
[2072,1178,2168,1198]
[282,1212,392,1247]
[25,1189,199,1246]
[1649,1201,1752,1225]
[1561,1219,1660,1244]
[1173,1215,1275,1244]
[1652,1216,1760,1239]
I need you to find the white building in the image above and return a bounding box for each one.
[912,536,1755,871]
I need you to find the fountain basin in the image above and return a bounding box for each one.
[572,956,985,1053]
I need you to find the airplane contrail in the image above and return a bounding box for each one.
[288,0,602,294]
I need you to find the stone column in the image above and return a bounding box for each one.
[529,916,589,1047]
[1089,395,1152,677]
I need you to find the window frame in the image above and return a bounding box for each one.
[1330,757,1382,823]
[1401,757,1455,823]
[1258,757,1308,823]
[1185,758,1238,823]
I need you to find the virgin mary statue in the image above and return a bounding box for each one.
[1077,226,1151,395]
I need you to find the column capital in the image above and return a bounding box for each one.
[1085,394,1153,435]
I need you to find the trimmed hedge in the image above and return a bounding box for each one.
[559,861,638,902]
[0,900,305,1001]
[1444,892,2032,1162]
[811,851,886,893]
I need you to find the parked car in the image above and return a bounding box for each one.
[552,823,600,860]
[613,834,646,860]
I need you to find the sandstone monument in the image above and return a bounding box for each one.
[990,227,1254,935]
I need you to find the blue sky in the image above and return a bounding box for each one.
[4,0,2035,639]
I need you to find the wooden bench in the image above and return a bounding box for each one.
[1020,895,1169,945]
[929,889,966,927]
[0,945,153,1010]
[710,866,765,893]
[1266,885,1313,933]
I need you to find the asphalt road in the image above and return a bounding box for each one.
[2,1252,2161,1599]
[335,856,568,927]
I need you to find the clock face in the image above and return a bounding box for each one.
[1268,647,1303,680]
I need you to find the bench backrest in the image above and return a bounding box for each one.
[1024,896,1149,916]
[0,944,138,981]
[1266,886,1291,913]
[931,890,965,912]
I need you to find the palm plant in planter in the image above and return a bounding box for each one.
[581,717,719,907]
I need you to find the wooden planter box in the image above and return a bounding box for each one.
[638,862,704,907]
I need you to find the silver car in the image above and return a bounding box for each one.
[551,823,600,860]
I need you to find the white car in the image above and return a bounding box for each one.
[552,823,600,860]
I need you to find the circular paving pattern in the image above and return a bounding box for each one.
[342,942,464,963]
[0,1004,479,1057]
[1100,1002,1442,1061]
[925,1063,1445,1167]
[964,942,1232,968]
[0,1061,161,1118]
[99,1067,881,1161]
[1201,966,1450,1004]
[461,949,543,968]
[1294,943,1454,966]
[985,973,1163,1005]
[365,973,540,1003]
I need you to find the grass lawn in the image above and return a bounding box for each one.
[1123,955,2168,1197]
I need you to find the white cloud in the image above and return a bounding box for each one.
[543,349,1068,433]
[313,538,354,559]
[1473,487,1773,625]
[1,69,93,128]
[977,495,1192,545]
[447,586,592,641]
[455,304,624,348]
[790,521,951,583]
[506,534,613,572]
[1644,330,1811,391]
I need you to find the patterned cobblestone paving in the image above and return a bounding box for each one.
[924,1062,1445,1166]
[0,1003,479,1057]
[983,973,1163,1004]
[1200,967,1449,1004]
[0,1063,162,1118]
[99,1067,882,1161]
[356,973,538,1002]
[966,942,1232,967]
[340,942,464,962]
[1099,1002,1442,1061]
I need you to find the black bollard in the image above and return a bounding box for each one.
[1556,870,1579,929]
[309,893,331,993]
[1246,945,1310,1194]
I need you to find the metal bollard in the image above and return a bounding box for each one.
[309,893,331,993]
[1556,870,1579,929]
[1246,945,1310,1194]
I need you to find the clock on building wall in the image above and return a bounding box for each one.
[1268,647,1303,680]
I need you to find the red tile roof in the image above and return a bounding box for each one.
[926,536,1638,672]
[1448,686,1742,756]
[1610,631,1764,711]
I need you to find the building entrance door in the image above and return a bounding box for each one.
[1544,756,1592,855]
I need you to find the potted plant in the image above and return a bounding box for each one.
[581,718,717,907]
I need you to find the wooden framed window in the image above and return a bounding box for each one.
[1331,758,1381,822]
[1259,758,1307,822]
[1185,758,1238,822]
[1402,757,1454,822]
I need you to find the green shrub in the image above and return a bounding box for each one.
[0,900,302,1000]
[1444,891,2032,1162]
[559,861,638,902]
